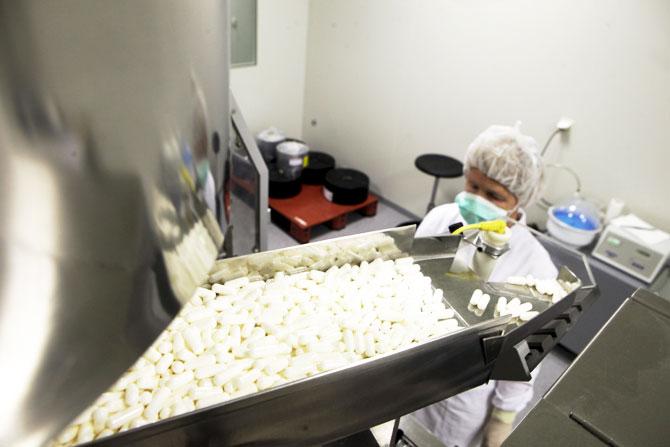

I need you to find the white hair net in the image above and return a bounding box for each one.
[464,122,544,208]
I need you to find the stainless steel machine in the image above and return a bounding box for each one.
[58,226,597,446]
[505,289,670,446]
[0,2,596,446]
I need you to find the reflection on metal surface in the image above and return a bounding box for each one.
[229,93,268,255]
[0,1,228,446]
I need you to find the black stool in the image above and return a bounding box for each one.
[415,153,463,213]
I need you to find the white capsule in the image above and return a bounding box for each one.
[196,393,230,409]
[377,309,404,322]
[195,363,229,379]
[170,360,185,375]
[263,357,290,375]
[130,417,149,429]
[172,333,186,353]
[92,407,109,433]
[96,428,114,440]
[103,398,125,414]
[211,283,236,294]
[226,277,250,288]
[519,302,533,313]
[144,347,161,363]
[139,391,153,406]
[125,383,140,406]
[157,341,173,355]
[175,349,197,363]
[520,311,539,321]
[249,343,291,358]
[156,353,174,375]
[506,276,526,286]
[75,422,94,443]
[364,333,376,357]
[469,289,484,306]
[108,404,143,430]
[435,308,455,320]
[183,327,204,354]
[143,387,171,420]
[477,294,491,311]
[167,370,194,389]
[192,317,217,331]
[213,362,248,386]
[195,287,216,302]
[232,369,262,389]
[495,296,508,314]
[231,383,259,399]
[57,424,79,443]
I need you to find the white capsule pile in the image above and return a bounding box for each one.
[208,233,403,284]
[494,296,539,322]
[53,257,460,446]
[506,275,577,303]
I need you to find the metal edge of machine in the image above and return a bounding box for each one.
[229,91,268,255]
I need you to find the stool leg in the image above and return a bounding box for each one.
[427,177,440,213]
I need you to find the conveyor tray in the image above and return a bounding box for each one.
[85,226,595,447]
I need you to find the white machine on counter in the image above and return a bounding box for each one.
[592,214,670,283]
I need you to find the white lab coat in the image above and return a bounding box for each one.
[412,203,557,447]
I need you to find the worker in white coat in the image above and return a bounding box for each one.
[412,123,557,447]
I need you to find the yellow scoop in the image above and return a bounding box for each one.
[451,219,507,235]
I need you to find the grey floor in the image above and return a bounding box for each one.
[268,200,574,446]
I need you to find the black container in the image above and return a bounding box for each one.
[269,163,301,199]
[302,151,335,185]
[323,168,369,205]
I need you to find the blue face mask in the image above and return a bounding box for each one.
[455,191,509,224]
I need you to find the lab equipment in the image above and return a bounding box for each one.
[592,214,670,283]
[547,197,602,247]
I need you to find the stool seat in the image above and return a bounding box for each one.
[414,154,463,178]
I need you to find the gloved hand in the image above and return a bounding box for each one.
[482,407,516,447]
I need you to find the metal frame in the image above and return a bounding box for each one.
[229,91,268,253]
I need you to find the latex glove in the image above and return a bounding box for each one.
[482,407,516,447]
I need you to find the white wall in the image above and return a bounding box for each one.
[302,0,670,229]
[230,0,309,138]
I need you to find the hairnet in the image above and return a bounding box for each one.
[464,123,544,208]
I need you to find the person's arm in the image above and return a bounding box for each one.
[482,374,538,447]
[415,204,460,238]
